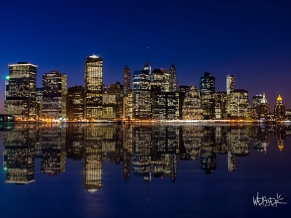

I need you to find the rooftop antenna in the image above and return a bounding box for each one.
[146,46,149,63]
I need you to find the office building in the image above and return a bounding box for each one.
[152,92,180,120]
[161,69,171,92]
[200,72,215,119]
[36,88,43,120]
[67,86,84,120]
[170,63,178,92]
[227,89,249,118]
[42,71,67,120]
[151,69,166,91]
[5,62,37,120]
[226,75,235,94]
[123,92,133,119]
[123,65,131,96]
[214,92,227,119]
[252,93,270,119]
[143,47,152,81]
[84,55,103,120]
[182,86,203,120]
[274,95,285,119]
[133,70,151,119]
[106,82,123,118]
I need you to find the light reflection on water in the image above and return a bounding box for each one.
[0,123,290,217]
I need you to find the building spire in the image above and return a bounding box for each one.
[146,46,149,63]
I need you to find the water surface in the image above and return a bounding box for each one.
[0,123,290,217]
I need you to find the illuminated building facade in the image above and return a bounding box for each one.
[102,93,117,118]
[42,71,67,120]
[151,69,166,91]
[123,65,131,96]
[152,92,180,120]
[182,86,203,120]
[200,72,215,119]
[226,75,235,94]
[170,63,178,92]
[133,70,151,119]
[214,92,227,119]
[227,89,249,118]
[274,95,285,119]
[84,55,103,119]
[41,125,66,175]
[143,47,152,81]
[123,92,133,119]
[161,69,171,92]
[36,88,43,120]
[67,86,84,120]
[5,62,37,120]
[106,82,123,118]
[3,127,35,184]
[252,93,270,119]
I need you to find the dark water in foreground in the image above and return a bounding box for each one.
[0,123,290,218]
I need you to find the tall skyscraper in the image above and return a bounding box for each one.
[67,86,84,120]
[200,72,215,119]
[123,65,131,96]
[42,71,67,120]
[133,70,151,119]
[252,93,270,118]
[226,75,235,94]
[143,47,152,82]
[274,95,285,119]
[5,62,37,120]
[170,63,178,92]
[84,55,103,119]
[36,88,43,120]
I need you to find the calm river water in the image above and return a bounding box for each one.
[0,123,290,217]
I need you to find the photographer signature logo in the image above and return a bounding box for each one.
[253,192,287,207]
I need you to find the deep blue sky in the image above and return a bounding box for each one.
[1,0,291,113]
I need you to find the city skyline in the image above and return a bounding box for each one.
[1,0,291,113]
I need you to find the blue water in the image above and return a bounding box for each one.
[0,123,290,218]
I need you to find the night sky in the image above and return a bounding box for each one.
[1,0,291,113]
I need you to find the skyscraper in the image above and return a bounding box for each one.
[170,63,178,92]
[123,65,131,96]
[67,86,84,120]
[84,55,103,120]
[143,47,152,82]
[227,89,249,118]
[226,75,235,94]
[274,95,285,119]
[200,72,215,119]
[252,93,270,118]
[133,70,151,119]
[5,62,37,120]
[42,71,67,120]
[36,88,43,120]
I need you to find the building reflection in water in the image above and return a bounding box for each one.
[41,124,66,176]
[1,123,291,189]
[3,124,35,184]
